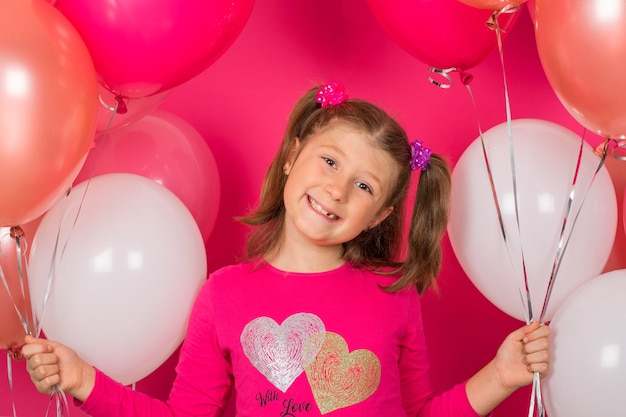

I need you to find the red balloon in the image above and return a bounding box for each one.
[459,0,526,11]
[367,0,521,72]
[0,0,98,227]
[535,0,626,138]
[55,0,255,99]
[74,111,221,241]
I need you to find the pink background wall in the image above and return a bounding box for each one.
[2,1,625,416]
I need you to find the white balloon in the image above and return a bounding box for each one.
[544,269,626,417]
[29,173,207,385]
[448,119,617,321]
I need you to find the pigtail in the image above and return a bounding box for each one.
[387,153,451,294]
[238,87,321,259]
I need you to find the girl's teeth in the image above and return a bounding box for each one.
[309,197,338,220]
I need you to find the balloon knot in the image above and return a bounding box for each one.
[115,95,128,114]
[8,347,23,361]
[458,70,474,85]
[486,5,519,32]
[9,226,24,239]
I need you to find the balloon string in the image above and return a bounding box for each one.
[37,96,117,335]
[426,6,532,323]
[12,227,37,336]
[36,189,72,339]
[85,92,119,191]
[463,83,531,323]
[44,385,70,417]
[490,9,545,417]
[427,67,455,88]
[594,138,626,161]
[7,352,18,417]
[427,66,474,89]
[537,135,584,322]
[34,93,120,417]
[55,94,119,267]
[98,93,128,115]
[0,230,34,336]
[0,265,31,336]
[539,134,609,324]
[490,8,534,324]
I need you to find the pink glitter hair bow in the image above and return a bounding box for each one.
[409,140,432,171]
[315,82,348,108]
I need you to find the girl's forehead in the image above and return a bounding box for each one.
[312,119,373,144]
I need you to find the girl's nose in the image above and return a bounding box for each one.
[325,178,348,201]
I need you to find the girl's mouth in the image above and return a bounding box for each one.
[308,196,339,220]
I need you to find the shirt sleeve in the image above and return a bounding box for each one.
[399,291,483,417]
[79,278,234,417]
[77,368,174,416]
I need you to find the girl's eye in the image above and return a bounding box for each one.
[356,182,372,194]
[322,157,336,168]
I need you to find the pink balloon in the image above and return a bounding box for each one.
[75,110,220,241]
[29,174,207,385]
[96,84,169,134]
[55,0,255,98]
[367,0,521,72]
[0,0,98,226]
[448,119,617,322]
[535,0,626,138]
[544,270,626,417]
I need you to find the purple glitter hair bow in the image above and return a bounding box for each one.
[409,140,432,171]
[315,82,348,108]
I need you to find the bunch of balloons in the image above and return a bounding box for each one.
[448,119,621,417]
[0,0,253,388]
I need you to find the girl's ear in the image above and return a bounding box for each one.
[368,206,394,230]
[283,137,301,175]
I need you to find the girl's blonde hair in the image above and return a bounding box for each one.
[239,85,451,294]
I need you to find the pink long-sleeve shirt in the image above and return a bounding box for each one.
[79,262,481,417]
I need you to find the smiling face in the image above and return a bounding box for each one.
[281,119,398,254]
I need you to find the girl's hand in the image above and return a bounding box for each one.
[466,322,550,416]
[494,321,551,390]
[21,335,96,402]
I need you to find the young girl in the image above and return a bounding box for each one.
[22,82,550,417]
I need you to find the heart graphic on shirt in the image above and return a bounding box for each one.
[305,332,381,414]
[241,313,325,392]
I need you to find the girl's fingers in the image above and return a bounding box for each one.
[527,361,549,376]
[26,352,59,372]
[524,335,550,355]
[31,363,60,382]
[522,323,550,343]
[21,338,53,359]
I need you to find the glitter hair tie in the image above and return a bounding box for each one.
[315,82,348,108]
[409,140,432,171]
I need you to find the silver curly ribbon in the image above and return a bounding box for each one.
[42,94,122,417]
[488,8,547,417]
[486,7,608,417]
[0,227,35,417]
[424,4,610,416]
[595,138,626,161]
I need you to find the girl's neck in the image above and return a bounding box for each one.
[265,242,345,273]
